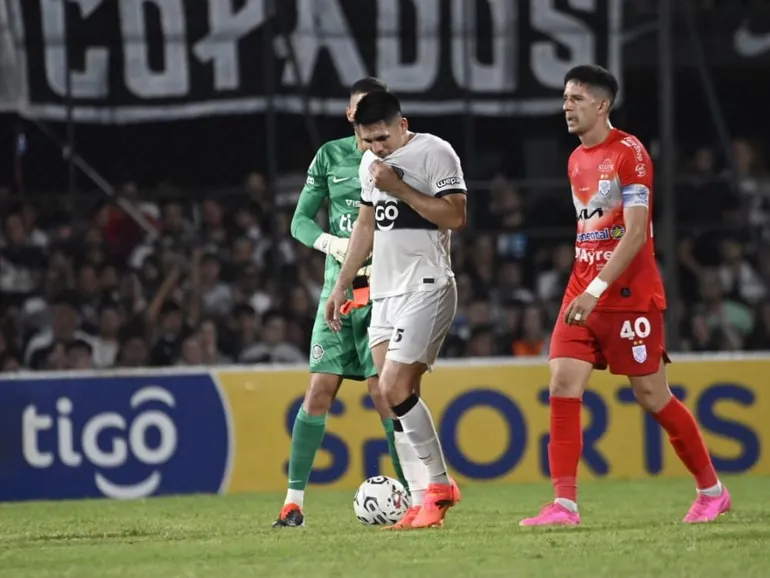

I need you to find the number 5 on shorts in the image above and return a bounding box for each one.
[392,328,404,343]
[620,316,651,340]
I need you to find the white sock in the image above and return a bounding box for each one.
[697,481,723,497]
[285,489,304,508]
[394,429,429,506]
[397,397,450,485]
[555,498,578,513]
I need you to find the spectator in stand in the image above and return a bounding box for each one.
[681,269,754,351]
[0,211,47,306]
[199,318,231,364]
[718,237,766,305]
[25,290,94,366]
[66,338,94,370]
[149,299,187,367]
[496,260,535,304]
[536,244,574,304]
[513,305,550,357]
[92,302,122,368]
[465,325,498,357]
[237,310,304,364]
[117,327,150,368]
[177,331,204,366]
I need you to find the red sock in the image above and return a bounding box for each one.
[548,396,583,502]
[654,397,719,489]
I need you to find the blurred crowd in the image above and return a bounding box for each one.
[0,137,769,373]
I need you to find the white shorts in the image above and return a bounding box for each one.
[368,283,457,367]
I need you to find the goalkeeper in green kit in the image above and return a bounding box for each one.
[273,78,409,527]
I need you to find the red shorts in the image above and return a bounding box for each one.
[549,304,669,376]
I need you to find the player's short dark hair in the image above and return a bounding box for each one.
[564,65,618,105]
[353,90,402,126]
[349,77,388,96]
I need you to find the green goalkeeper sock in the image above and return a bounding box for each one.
[382,418,410,495]
[285,408,327,506]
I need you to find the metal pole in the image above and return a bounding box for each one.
[62,6,76,196]
[31,119,157,235]
[263,0,278,185]
[658,0,680,349]
[462,0,474,179]
[681,1,759,269]
[283,0,321,150]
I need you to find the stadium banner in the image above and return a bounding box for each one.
[219,358,769,492]
[0,355,767,501]
[2,0,622,122]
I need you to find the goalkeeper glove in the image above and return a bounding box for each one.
[341,267,372,315]
[355,264,371,280]
[314,233,349,264]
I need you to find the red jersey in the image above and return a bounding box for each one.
[563,128,666,312]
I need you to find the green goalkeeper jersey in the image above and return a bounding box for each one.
[290,135,368,293]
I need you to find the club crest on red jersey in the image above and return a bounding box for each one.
[632,344,647,363]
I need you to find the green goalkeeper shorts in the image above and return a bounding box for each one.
[308,301,377,380]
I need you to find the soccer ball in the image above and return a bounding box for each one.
[353,476,409,525]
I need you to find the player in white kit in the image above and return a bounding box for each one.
[325,91,466,529]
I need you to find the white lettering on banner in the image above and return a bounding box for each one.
[278,0,368,87]
[41,0,108,98]
[450,0,516,92]
[531,0,596,88]
[119,0,189,98]
[21,386,178,499]
[376,0,440,92]
[12,0,622,122]
[193,0,267,91]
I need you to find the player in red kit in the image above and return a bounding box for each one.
[520,65,731,527]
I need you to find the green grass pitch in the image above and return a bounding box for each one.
[0,476,766,578]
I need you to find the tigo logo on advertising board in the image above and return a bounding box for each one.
[0,373,232,501]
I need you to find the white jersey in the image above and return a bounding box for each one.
[359,133,466,299]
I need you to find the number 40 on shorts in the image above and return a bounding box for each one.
[619,316,651,340]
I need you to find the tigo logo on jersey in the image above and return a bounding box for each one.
[375,201,399,231]
[0,374,230,501]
